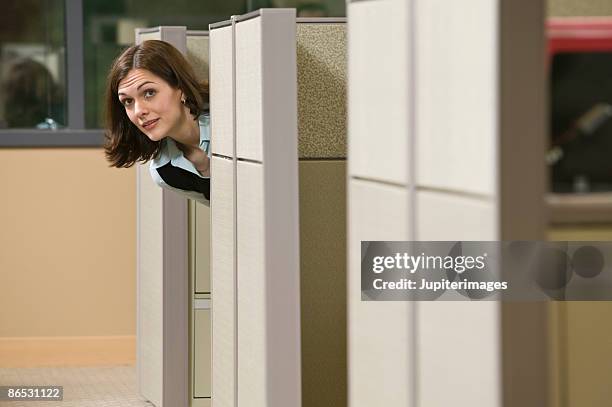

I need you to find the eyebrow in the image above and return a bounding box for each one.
[118,81,156,96]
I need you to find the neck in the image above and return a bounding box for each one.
[170,112,200,149]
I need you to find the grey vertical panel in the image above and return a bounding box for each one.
[162,185,189,407]
[160,27,187,54]
[234,9,301,407]
[135,27,189,407]
[499,1,548,406]
[65,0,85,129]
[259,11,301,407]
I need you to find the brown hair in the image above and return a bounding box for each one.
[104,40,209,168]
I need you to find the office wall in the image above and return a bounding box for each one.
[0,148,136,366]
[545,2,612,407]
[549,0,612,16]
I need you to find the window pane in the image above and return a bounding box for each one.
[83,0,248,129]
[0,0,66,129]
[550,52,612,193]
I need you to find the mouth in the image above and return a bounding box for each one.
[142,118,159,130]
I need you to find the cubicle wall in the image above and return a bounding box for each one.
[296,18,348,407]
[210,9,301,407]
[136,27,213,407]
[209,11,348,407]
[347,1,548,406]
[186,30,213,407]
[135,26,190,407]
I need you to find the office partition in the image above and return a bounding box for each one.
[210,9,301,407]
[135,26,213,407]
[209,10,349,407]
[346,1,548,407]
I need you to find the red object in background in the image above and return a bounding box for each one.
[548,17,612,58]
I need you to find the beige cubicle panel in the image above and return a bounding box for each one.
[210,9,301,407]
[210,12,349,407]
[135,26,190,407]
[348,180,413,407]
[136,27,214,407]
[209,21,236,407]
[209,155,235,407]
[347,1,548,407]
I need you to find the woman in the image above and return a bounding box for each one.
[104,40,211,202]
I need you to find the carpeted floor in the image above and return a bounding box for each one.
[0,365,154,406]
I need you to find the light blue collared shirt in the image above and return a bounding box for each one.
[150,113,211,177]
[149,113,211,204]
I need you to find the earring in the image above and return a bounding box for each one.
[181,98,186,105]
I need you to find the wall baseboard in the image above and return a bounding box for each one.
[0,336,136,368]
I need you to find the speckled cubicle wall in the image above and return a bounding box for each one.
[297,22,347,159]
[295,19,348,407]
[187,32,210,84]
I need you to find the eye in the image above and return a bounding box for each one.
[121,98,133,107]
[144,89,156,99]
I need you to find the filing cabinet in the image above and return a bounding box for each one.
[189,200,212,407]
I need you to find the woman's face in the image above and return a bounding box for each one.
[117,68,184,142]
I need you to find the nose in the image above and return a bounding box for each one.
[134,100,148,120]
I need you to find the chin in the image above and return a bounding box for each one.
[146,132,166,142]
[142,127,166,142]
